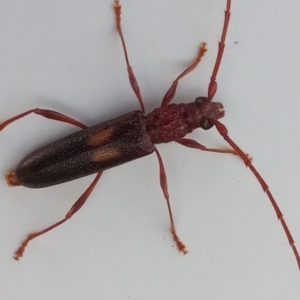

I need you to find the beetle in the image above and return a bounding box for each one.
[1,0,299,267]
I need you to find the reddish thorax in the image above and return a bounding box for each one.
[144,99,225,144]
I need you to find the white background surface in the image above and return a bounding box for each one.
[1,0,300,299]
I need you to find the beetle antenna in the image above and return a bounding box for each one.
[214,120,300,269]
[207,0,231,101]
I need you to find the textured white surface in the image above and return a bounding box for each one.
[1,0,300,299]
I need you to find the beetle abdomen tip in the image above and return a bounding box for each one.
[5,170,20,187]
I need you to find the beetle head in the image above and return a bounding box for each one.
[186,96,224,131]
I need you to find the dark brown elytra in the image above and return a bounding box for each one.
[0,0,299,269]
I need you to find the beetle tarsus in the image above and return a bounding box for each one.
[5,170,19,187]
[172,230,188,255]
[14,242,27,260]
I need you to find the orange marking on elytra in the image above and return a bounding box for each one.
[91,147,122,162]
[86,126,116,147]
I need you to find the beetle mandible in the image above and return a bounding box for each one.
[1,0,299,268]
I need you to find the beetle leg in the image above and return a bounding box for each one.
[154,147,187,254]
[176,138,252,161]
[1,110,102,260]
[161,43,207,107]
[113,1,145,114]
[0,108,87,131]
[176,138,237,155]
[14,172,103,260]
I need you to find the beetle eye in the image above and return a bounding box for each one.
[195,97,207,107]
[200,117,214,130]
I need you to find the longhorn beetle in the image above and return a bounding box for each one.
[1,0,299,267]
